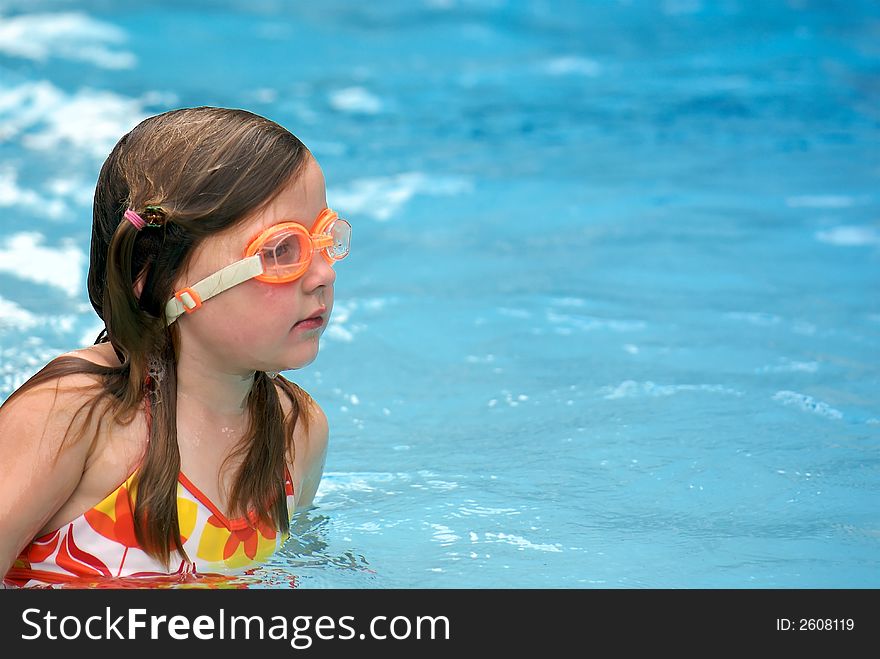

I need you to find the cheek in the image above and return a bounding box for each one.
[250,282,303,326]
[197,283,301,343]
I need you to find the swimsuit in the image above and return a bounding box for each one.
[4,468,295,588]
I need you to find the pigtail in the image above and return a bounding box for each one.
[132,336,187,568]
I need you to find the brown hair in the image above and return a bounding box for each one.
[2,107,313,567]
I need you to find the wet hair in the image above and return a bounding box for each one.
[3,107,313,567]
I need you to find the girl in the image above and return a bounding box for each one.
[0,107,350,587]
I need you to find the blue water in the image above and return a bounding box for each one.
[0,1,878,588]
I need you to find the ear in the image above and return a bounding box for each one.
[133,268,148,300]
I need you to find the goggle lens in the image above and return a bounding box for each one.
[325,219,351,261]
[259,231,310,280]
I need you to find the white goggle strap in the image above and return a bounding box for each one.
[164,254,264,325]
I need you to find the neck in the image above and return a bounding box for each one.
[175,350,255,421]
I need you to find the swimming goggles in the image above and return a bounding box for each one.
[165,208,350,325]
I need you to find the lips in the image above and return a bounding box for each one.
[294,306,327,329]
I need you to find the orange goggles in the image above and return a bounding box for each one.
[246,208,351,283]
[165,208,350,325]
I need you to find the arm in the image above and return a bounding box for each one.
[294,398,329,511]
[0,379,95,579]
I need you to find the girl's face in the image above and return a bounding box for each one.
[173,155,336,375]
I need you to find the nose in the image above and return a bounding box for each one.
[300,251,337,293]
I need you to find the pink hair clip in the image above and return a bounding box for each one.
[124,208,147,231]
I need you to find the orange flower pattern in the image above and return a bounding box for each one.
[5,470,294,588]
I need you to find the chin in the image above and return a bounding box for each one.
[276,349,320,372]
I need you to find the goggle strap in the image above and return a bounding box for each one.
[165,255,264,325]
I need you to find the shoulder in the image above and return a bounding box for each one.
[304,395,329,452]
[0,344,118,463]
[0,351,107,575]
[61,342,120,368]
[1,350,108,430]
[0,376,103,476]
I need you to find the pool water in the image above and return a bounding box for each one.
[0,0,878,588]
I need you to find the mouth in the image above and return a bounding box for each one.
[293,307,327,331]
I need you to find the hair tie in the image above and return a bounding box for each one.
[125,206,166,231]
[124,208,146,231]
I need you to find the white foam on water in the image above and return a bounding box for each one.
[0,295,39,330]
[23,89,148,159]
[493,389,531,407]
[0,167,40,207]
[428,523,460,544]
[756,360,819,374]
[0,12,135,69]
[46,177,94,207]
[0,311,77,397]
[0,81,59,141]
[328,86,382,114]
[323,297,395,343]
[317,471,401,493]
[814,225,880,246]
[457,504,519,517]
[329,172,472,221]
[79,321,105,346]
[324,324,354,342]
[772,390,843,420]
[599,380,743,399]
[361,297,394,311]
[546,310,645,332]
[483,532,563,553]
[0,232,84,297]
[329,303,352,326]
[0,167,67,219]
[426,480,459,491]
[0,80,152,159]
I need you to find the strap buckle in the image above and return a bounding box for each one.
[174,287,203,314]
